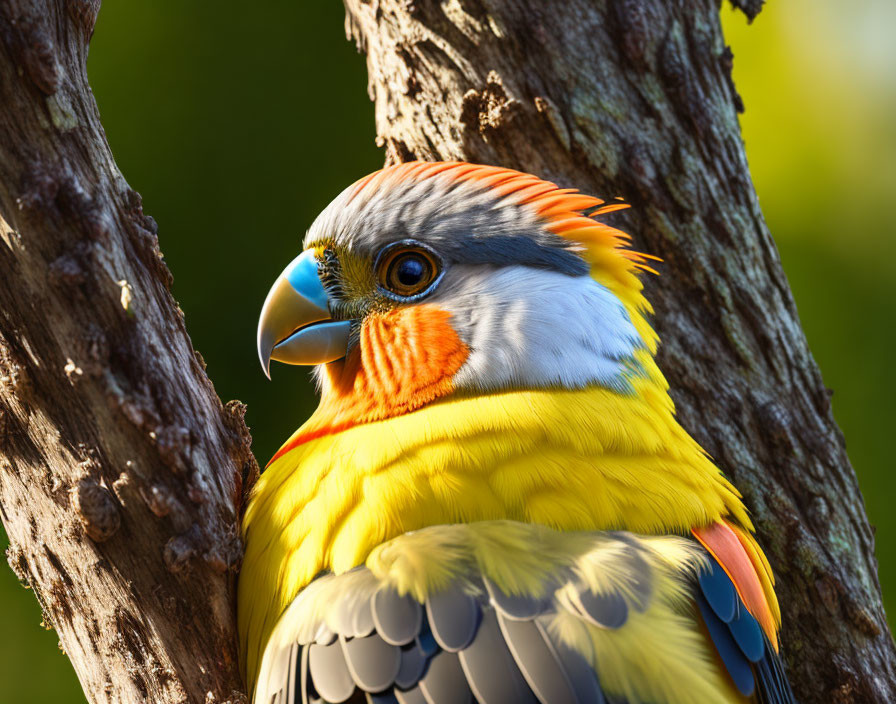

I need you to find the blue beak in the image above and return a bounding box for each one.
[256,250,352,378]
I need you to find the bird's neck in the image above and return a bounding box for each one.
[245,381,750,624]
[269,305,469,465]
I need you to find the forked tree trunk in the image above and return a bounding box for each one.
[0,0,892,703]
[0,1,253,702]
[340,0,896,702]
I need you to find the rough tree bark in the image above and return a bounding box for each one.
[339,1,895,703]
[0,1,254,702]
[0,0,893,703]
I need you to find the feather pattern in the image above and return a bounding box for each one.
[251,523,784,704]
[242,162,795,703]
[240,384,752,685]
[695,551,796,703]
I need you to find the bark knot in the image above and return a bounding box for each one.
[17,161,111,240]
[156,424,193,473]
[143,482,178,518]
[72,476,121,542]
[5,543,30,586]
[164,524,202,573]
[460,71,522,136]
[612,0,653,68]
[0,7,62,94]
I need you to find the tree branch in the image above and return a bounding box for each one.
[0,1,253,701]
[341,0,895,701]
[1,0,893,702]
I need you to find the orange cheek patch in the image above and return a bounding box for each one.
[270,305,468,463]
[320,305,469,427]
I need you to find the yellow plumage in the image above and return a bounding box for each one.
[242,162,787,702]
[240,378,751,687]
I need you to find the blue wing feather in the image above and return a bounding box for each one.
[697,551,799,703]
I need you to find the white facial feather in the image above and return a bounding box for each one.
[303,169,641,394]
[428,265,645,393]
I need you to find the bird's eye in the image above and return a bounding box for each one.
[376,242,443,300]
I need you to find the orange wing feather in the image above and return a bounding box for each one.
[692,520,780,650]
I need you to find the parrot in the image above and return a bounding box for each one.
[241,161,796,704]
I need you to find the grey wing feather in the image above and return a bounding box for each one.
[484,576,552,621]
[296,644,308,704]
[572,587,629,629]
[457,609,538,704]
[308,641,355,703]
[394,686,428,704]
[373,588,424,646]
[340,633,401,692]
[352,600,377,639]
[395,642,429,689]
[256,530,695,704]
[546,624,606,704]
[418,651,473,704]
[497,614,584,704]
[424,589,480,652]
[260,574,616,704]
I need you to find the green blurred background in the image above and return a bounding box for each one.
[1,2,893,700]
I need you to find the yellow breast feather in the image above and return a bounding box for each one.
[239,376,750,687]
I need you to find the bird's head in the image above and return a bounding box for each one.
[257,162,662,453]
